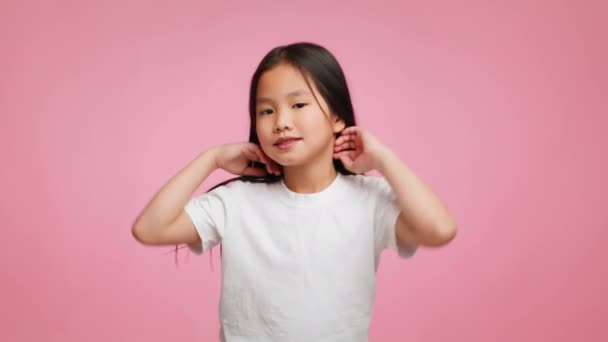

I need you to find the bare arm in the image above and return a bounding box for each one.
[334,126,457,248]
[131,143,281,247]
[376,149,457,247]
[131,148,219,246]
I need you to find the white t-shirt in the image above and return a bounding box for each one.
[185,173,417,342]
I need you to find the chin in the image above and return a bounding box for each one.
[273,153,312,167]
[273,157,300,167]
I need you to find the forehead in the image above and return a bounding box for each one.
[256,63,314,98]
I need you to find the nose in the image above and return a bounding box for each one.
[273,108,293,133]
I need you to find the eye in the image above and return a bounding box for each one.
[259,109,273,115]
[293,103,307,109]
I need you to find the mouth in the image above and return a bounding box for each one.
[273,137,302,149]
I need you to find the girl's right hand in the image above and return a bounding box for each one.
[212,142,281,177]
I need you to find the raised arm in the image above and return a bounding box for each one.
[131,143,280,247]
[131,148,220,246]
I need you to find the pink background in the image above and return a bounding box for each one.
[2,0,606,341]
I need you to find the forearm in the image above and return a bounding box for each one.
[376,148,456,245]
[132,147,218,232]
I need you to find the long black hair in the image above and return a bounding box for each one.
[173,42,359,262]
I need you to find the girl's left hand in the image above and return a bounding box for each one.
[333,126,388,174]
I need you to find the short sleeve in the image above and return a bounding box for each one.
[183,184,233,255]
[372,176,418,259]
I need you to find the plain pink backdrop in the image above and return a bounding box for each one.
[2,0,606,341]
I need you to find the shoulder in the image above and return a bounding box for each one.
[340,173,392,194]
[208,178,280,199]
[338,174,396,208]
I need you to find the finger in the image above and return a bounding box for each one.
[261,155,277,175]
[271,162,282,175]
[246,144,281,175]
[257,149,281,175]
[340,126,359,135]
[334,142,356,152]
[249,145,266,162]
[334,145,348,153]
[336,141,356,149]
[249,146,272,173]
[265,160,278,175]
[334,138,350,149]
[333,150,355,159]
[265,158,281,176]
[333,151,354,169]
[263,155,280,175]
[243,146,262,162]
[257,150,275,173]
[335,133,355,145]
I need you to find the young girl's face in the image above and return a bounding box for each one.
[255,63,345,168]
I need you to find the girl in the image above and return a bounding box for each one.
[132,42,457,341]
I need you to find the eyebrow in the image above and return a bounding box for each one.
[256,89,311,104]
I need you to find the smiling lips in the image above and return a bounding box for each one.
[273,137,302,149]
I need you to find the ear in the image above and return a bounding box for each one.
[332,116,346,133]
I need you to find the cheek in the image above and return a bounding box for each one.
[297,111,319,128]
[255,121,272,144]
[255,119,265,134]
[299,111,333,134]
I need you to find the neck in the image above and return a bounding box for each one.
[282,159,338,194]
